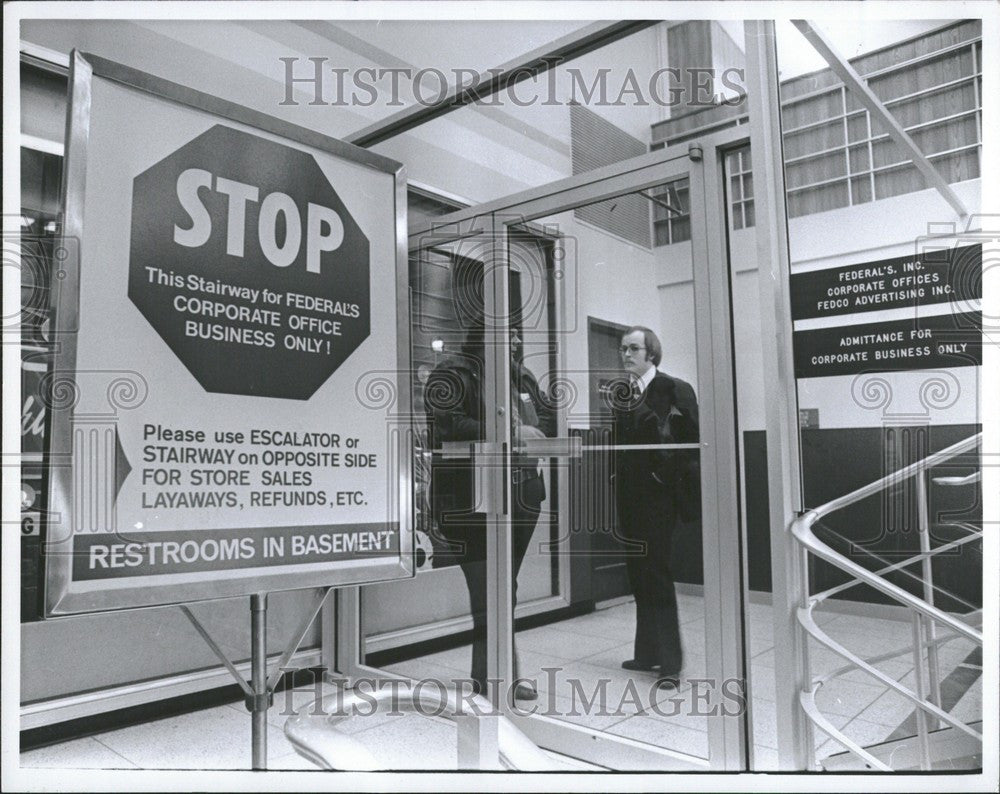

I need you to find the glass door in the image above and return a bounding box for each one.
[484,138,748,769]
[356,131,749,770]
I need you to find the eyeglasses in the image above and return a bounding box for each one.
[619,344,646,355]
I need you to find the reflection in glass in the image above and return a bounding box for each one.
[506,182,708,761]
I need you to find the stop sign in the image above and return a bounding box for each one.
[128,124,370,400]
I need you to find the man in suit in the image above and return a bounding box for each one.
[609,325,699,690]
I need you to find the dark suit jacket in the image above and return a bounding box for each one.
[612,370,699,520]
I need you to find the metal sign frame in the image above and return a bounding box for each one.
[44,51,413,616]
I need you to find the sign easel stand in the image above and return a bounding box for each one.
[180,587,331,770]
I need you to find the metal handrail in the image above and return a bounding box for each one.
[798,605,982,741]
[811,517,982,615]
[789,432,983,770]
[809,526,982,605]
[800,432,980,521]
[791,518,982,644]
[933,471,981,486]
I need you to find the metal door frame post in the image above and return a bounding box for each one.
[744,19,810,770]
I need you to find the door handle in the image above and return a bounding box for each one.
[437,438,581,514]
[432,441,507,514]
[438,441,476,459]
[441,437,583,458]
[513,437,582,458]
[472,441,506,515]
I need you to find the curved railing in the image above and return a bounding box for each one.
[790,432,983,770]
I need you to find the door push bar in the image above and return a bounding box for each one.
[436,438,583,515]
[473,441,506,516]
[438,437,583,459]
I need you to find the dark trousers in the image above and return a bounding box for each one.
[443,476,544,690]
[617,481,683,675]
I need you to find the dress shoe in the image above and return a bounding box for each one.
[655,675,681,691]
[514,682,538,701]
[621,659,659,672]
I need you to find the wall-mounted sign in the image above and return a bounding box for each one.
[793,311,981,379]
[790,245,981,321]
[798,408,819,429]
[44,52,412,616]
[791,241,983,380]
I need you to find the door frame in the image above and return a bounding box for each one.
[339,124,753,771]
[585,315,633,603]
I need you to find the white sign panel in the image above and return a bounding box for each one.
[45,53,412,615]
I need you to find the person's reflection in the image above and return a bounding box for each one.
[607,326,699,691]
[424,324,554,700]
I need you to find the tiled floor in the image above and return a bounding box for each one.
[19,596,981,772]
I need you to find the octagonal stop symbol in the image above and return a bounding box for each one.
[128,124,370,400]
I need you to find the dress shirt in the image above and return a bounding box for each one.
[633,365,657,396]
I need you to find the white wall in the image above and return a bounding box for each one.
[547,213,663,424]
